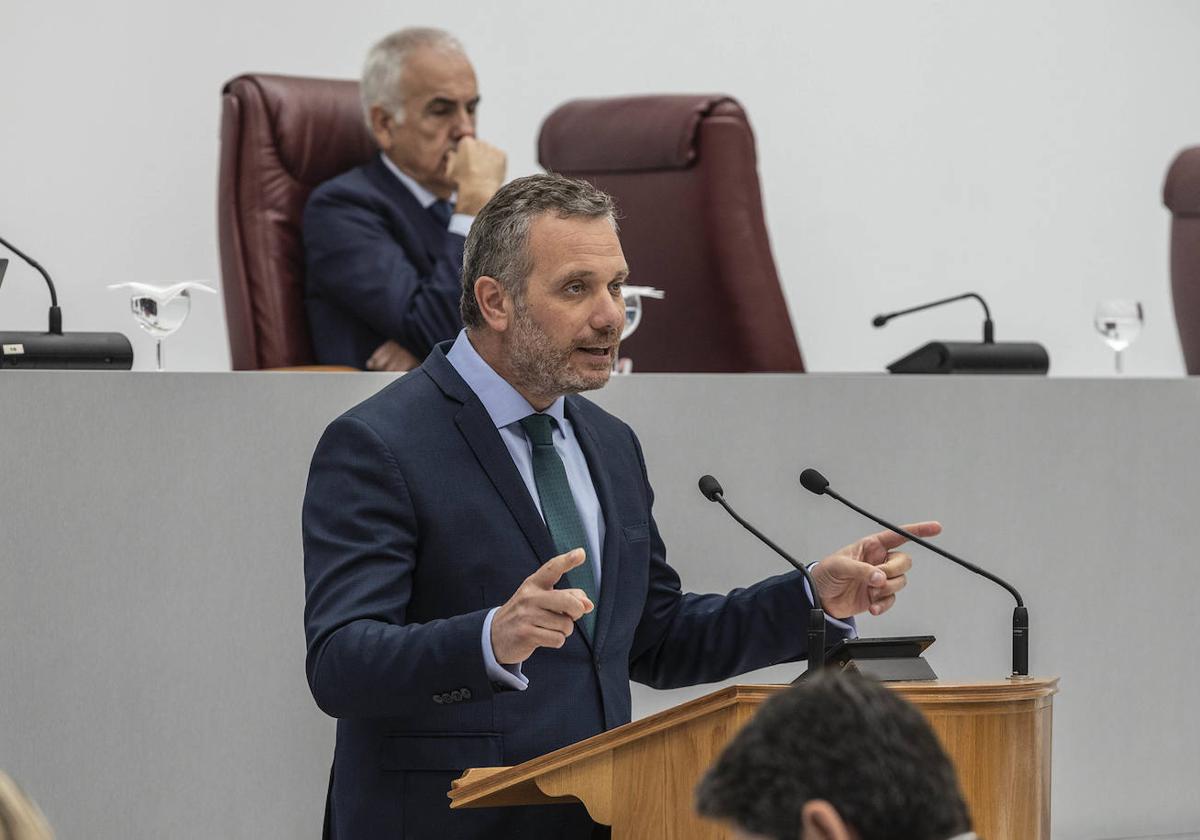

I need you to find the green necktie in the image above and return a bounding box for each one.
[519,413,598,639]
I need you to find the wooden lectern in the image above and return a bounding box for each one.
[450,678,1058,839]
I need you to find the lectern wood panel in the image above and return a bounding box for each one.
[449,679,1057,840]
[537,752,614,824]
[893,680,1057,840]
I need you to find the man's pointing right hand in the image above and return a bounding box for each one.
[491,548,593,665]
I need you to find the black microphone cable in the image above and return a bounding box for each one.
[0,233,62,334]
[799,468,1029,676]
[699,474,827,672]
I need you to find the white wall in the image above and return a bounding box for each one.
[2,0,1199,374]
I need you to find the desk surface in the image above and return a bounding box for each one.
[1,371,1197,840]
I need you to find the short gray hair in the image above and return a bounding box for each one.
[360,27,464,129]
[460,174,618,329]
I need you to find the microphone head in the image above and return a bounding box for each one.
[698,474,724,501]
[799,469,830,495]
[871,314,888,328]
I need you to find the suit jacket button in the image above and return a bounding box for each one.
[441,692,452,703]
[450,690,463,702]
[461,688,472,700]
[432,694,443,704]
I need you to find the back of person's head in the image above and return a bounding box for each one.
[0,772,54,840]
[695,671,972,840]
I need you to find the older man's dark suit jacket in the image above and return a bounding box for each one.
[302,156,463,368]
[301,344,843,839]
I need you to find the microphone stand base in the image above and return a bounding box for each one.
[1,330,133,370]
[793,635,938,683]
[886,341,1049,374]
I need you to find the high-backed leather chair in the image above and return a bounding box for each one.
[538,95,804,372]
[1164,146,1200,374]
[218,74,375,369]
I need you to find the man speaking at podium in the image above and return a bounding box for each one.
[302,174,938,839]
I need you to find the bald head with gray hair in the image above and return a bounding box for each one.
[360,27,465,129]
[459,174,618,330]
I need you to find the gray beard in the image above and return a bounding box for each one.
[506,303,618,402]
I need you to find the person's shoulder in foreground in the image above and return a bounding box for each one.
[0,770,54,840]
[302,26,506,371]
[696,670,975,840]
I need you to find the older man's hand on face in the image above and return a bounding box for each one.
[365,340,421,372]
[447,136,507,216]
[809,522,942,619]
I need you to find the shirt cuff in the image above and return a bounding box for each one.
[804,564,858,639]
[448,213,474,237]
[482,607,529,691]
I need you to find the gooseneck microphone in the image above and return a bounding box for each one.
[0,233,132,369]
[798,468,1028,676]
[0,233,62,335]
[698,475,826,672]
[872,291,995,344]
[871,291,1049,374]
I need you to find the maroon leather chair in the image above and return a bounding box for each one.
[1164,146,1200,374]
[218,74,375,369]
[538,95,804,372]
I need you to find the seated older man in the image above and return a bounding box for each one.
[303,27,506,370]
[696,671,977,840]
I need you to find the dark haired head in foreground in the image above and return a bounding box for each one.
[696,671,974,840]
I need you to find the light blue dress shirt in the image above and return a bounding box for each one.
[446,330,604,690]
[379,153,474,237]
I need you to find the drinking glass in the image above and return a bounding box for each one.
[615,285,666,373]
[108,282,216,370]
[1093,300,1143,374]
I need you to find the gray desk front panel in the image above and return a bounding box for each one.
[1,372,1196,839]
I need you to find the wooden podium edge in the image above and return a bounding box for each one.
[891,676,1058,705]
[447,677,1059,811]
[448,684,770,808]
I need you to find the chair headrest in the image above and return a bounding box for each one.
[538,94,744,173]
[222,73,375,186]
[1164,146,1200,217]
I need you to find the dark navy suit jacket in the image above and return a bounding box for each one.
[302,156,464,368]
[301,344,845,839]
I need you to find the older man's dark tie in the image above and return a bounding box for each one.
[428,199,454,229]
[519,413,598,639]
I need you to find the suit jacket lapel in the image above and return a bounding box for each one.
[363,156,453,264]
[565,397,621,655]
[425,349,602,652]
[449,375,599,653]
[454,401,560,568]
[423,347,558,569]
